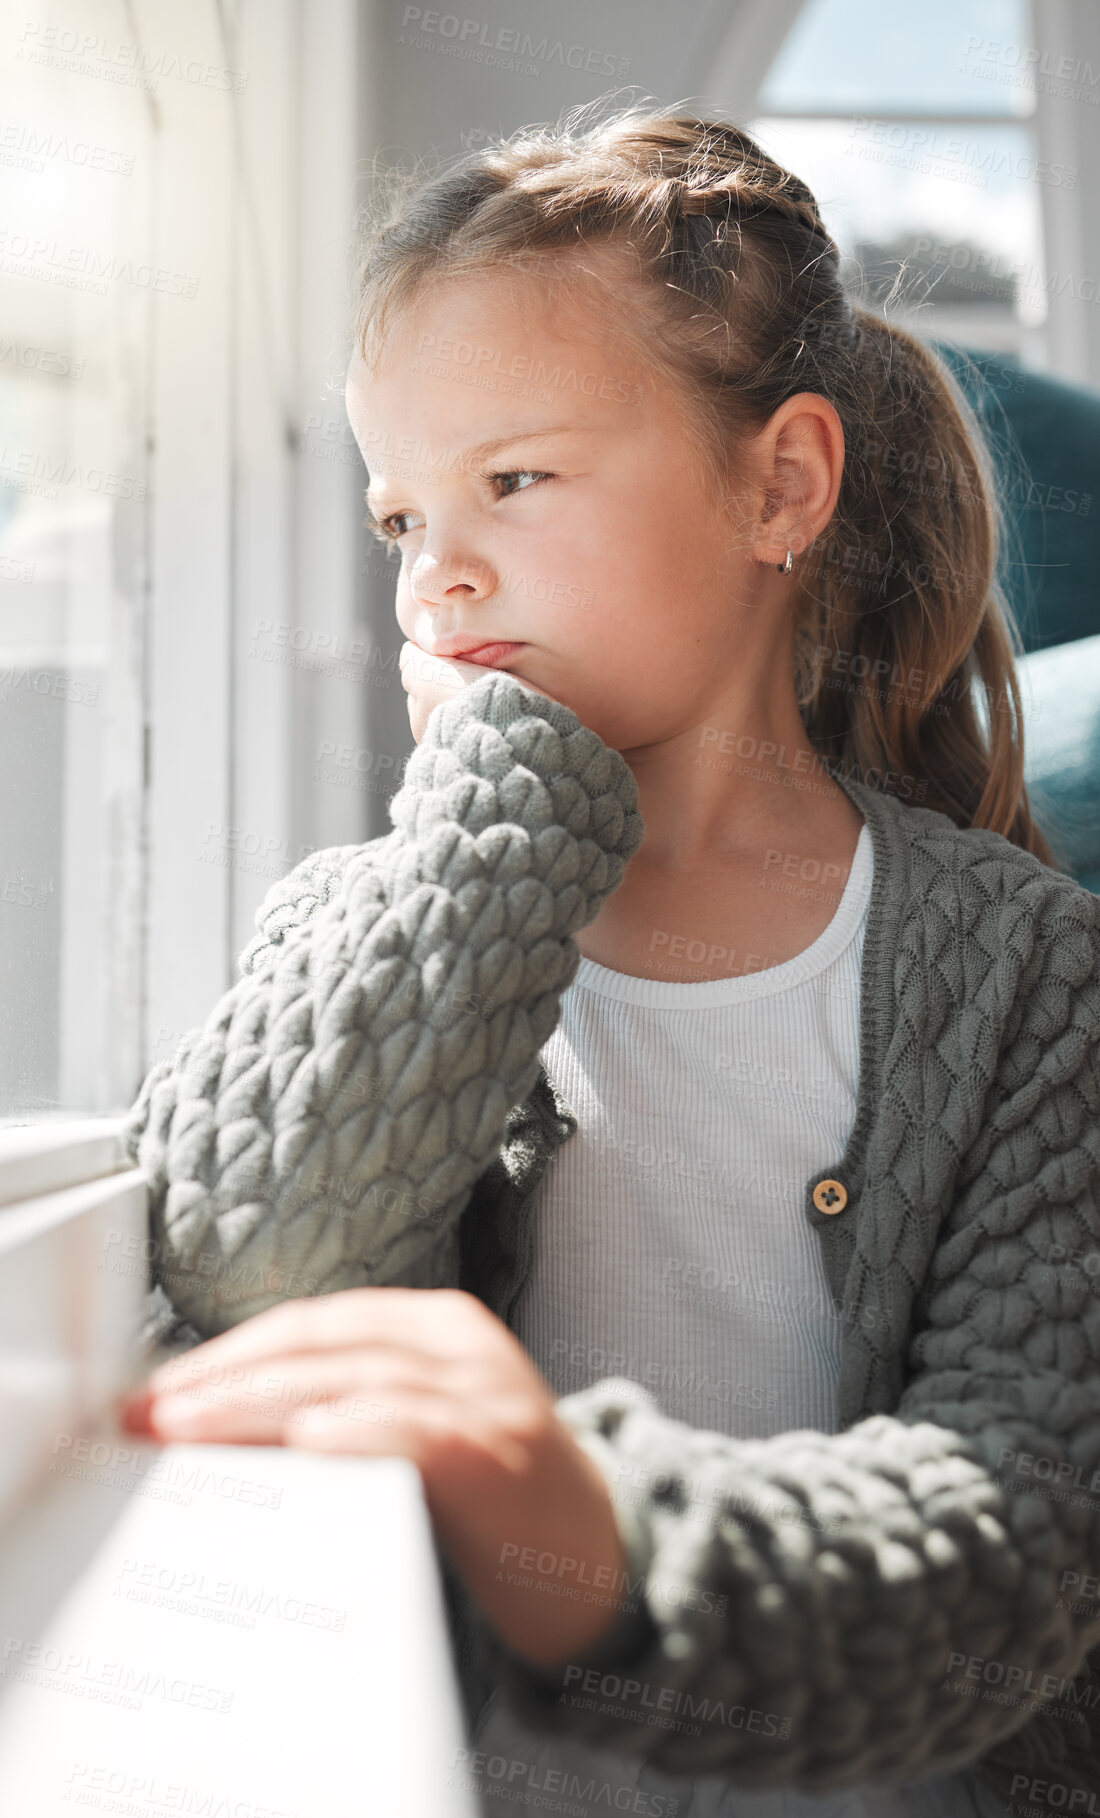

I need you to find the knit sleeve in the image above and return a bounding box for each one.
[473,873,1100,1798]
[236,839,371,981]
[120,672,643,1339]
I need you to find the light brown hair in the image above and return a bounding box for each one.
[352,96,1057,865]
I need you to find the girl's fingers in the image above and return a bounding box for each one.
[131,1360,511,1473]
[140,1287,441,1395]
[398,636,565,743]
[289,1400,404,1453]
[147,1389,410,1454]
[117,1288,545,1476]
[137,1343,438,1444]
[399,641,469,701]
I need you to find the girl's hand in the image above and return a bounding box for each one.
[399,638,561,744]
[116,1287,630,1671]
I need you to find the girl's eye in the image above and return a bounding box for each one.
[491,468,551,499]
[367,469,553,552]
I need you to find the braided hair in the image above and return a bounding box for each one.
[352,97,1055,864]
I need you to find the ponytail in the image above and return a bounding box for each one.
[795,309,1056,865]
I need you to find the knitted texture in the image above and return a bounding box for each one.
[122,691,1100,1810]
[452,775,1100,1807]
[121,672,643,1336]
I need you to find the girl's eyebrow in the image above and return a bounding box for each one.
[453,425,586,464]
[364,424,588,509]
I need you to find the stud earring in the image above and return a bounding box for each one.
[777,549,793,574]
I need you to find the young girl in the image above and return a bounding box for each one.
[119,102,1100,1818]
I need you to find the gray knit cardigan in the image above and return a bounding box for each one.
[123,672,1100,1815]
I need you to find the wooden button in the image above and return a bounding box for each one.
[813,1178,848,1214]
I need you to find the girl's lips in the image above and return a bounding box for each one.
[459,642,527,668]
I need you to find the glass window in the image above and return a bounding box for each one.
[0,1,366,1132]
[746,118,1046,341]
[759,0,1034,117]
[750,0,1048,362]
[0,40,149,1127]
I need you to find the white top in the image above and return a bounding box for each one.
[471,820,1010,1818]
[510,821,874,1441]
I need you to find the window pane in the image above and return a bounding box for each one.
[759,0,1035,117]
[0,15,149,1126]
[748,118,1047,355]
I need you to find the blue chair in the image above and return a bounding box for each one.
[930,340,1100,892]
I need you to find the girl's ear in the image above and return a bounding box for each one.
[752,394,844,559]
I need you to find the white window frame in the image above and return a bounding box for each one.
[0,0,373,1137]
[143,0,368,1099]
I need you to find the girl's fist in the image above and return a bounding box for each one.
[398,638,559,743]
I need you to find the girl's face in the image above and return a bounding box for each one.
[344,266,770,755]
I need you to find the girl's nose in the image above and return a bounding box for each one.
[410,547,494,608]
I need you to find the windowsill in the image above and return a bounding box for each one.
[0,1115,130,1210]
[0,1427,478,1816]
[0,1112,479,1814]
